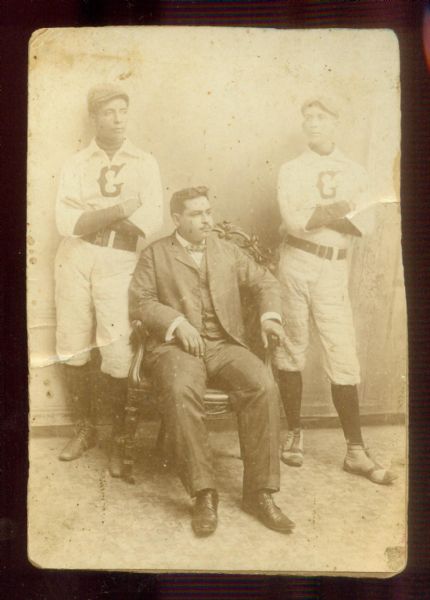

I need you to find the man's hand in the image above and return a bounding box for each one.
[261,319,287,349]
[121,195,142,218]
[175,320,205,357]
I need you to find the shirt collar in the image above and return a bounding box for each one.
[175,231,206,249]
[305,145,345,161]
[86,137,141,159]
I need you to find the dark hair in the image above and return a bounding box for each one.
[170,186,209,215]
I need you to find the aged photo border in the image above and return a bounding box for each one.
[2,0,430,598]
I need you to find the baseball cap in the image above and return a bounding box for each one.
[301,96,340,119]
[87,83,129,113]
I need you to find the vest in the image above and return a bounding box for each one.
[198,254,225,340]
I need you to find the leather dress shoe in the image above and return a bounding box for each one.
[192,489,218,537]
[242,490,295,533]
[59,423,97,461]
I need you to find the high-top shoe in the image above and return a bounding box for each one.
[59,421,97,461]
[343,443,398,485]
[281,428,303,467]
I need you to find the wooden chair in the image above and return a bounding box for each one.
[121,222,276,483]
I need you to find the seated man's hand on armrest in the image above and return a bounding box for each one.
[174,320,205,358]
[261,319,287,349]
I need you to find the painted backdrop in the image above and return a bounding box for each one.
[27,27,405,425]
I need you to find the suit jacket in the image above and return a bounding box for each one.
[129,232,282,351]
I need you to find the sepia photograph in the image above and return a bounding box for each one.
[27,26,406,574]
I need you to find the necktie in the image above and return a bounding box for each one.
[186,243,206,253]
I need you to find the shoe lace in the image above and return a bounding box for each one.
[363,447,384,470]
[282,431,294,451]
[75,422,93,441]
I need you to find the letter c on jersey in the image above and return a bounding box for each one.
[317,171,338,199]
[98,164,125,197]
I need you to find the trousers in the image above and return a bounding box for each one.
[145,338,281,497]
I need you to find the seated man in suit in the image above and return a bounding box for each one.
[129,186,294,536]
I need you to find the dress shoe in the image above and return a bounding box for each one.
[59,422,97,461]
[243,490,295,533]
[343,443,398,485]
[108,439,123,478]
[281,428,303,467]
[192,489,218,537]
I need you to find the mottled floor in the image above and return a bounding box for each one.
[28,424,407,575]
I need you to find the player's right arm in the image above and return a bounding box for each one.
[305,200,353,230]
[73,196,141,236]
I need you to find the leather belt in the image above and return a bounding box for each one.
[83,228,139,253]
[285,234,347,261]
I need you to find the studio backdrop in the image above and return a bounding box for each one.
[27,27,405,426]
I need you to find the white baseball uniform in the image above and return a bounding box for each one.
[55,138,163,377]
[273,146,373,385]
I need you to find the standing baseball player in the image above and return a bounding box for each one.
[273,96,397,485]
[55,83,163,474]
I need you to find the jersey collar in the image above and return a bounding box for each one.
[86,137,141,159]
[304,145,346,162]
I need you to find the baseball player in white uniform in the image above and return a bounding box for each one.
[55,83,163,473]
[273,96,397,485]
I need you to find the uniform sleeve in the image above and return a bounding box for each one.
[55,161,85,237]
[277,163,316,237]
[127,155,164,237]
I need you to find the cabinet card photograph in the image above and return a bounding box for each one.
[27,26,406,575]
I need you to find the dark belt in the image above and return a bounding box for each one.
[285,234,347,261]
[83,228,139,253]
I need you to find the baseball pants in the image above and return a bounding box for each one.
[55,237,137,378]
[273,245,361,385]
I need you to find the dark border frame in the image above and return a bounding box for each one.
[2,1,429,598]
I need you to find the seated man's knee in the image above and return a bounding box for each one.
[162,375,205,408]
[244,367,277,399]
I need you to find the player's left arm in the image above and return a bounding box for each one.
[326,165,375,236]
[127,156,164,238]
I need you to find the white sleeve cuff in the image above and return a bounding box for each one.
[165,316,186,342]
[260,312,282,324]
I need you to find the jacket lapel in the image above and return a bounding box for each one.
[168,232,200,272]
[206,235,223,302]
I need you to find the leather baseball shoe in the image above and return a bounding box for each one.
[59,422,97,461]
[281,428,303,467]
[343,444,398,485]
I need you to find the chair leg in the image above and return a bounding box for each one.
[155,419,170,468]
[122,388,140,484]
